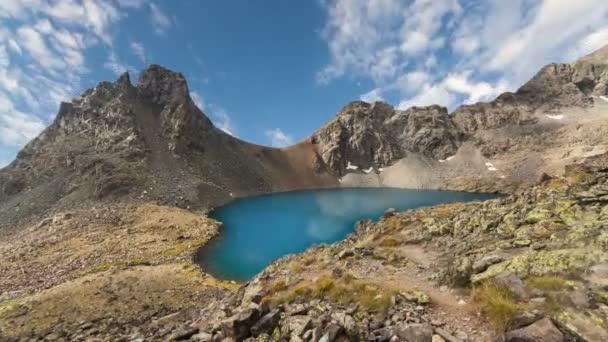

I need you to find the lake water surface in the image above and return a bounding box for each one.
[196,188,497,280]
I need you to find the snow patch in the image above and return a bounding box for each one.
[545,114,564,120]
[438,155,456,163]
[485,162,498,171]
[499,175,506,179]
[346,161,359,170]
[599,96,608,103]
[378,168,384,172]
[485,162,493,167]
[363,167,373,174]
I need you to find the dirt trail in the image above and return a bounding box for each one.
[349,243,495,341]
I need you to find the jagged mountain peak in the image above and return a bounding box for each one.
[137,64,191,105]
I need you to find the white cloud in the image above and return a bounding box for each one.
[398,72,510,110]
[17,26,65,70]
[211,107,236,136]
[360,88,384,103]
[398,83,456,110]
[319,0,608,111]
[567,26,608,60]
[149,3,172,34]
[130,41,146,64]
[265,128,293,147]
[0,91,45,146]
[397,70,428,92]
[443,72,510,104]
[316,0,406,84]
[104,51,132,75]
[190,91,205,110]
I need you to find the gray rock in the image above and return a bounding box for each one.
[504,318,564,341]
[396,323,433,342]
[250,309,281,336]
[491,272,528,300]
[324,323,344,342]
[169,326,199,341]
[337,249,354,260]
[383,208,396,218]
[221,308,260,340]
[509,310,543,330]
[472,255,505,273]
[331,312,356,334]
[285,315,312,337]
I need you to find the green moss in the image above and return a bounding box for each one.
[0,301,28,319]
[472,249,608,283]
[92,258,148,272]
[525,209,553,224]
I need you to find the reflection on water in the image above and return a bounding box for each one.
[196,188,498,281]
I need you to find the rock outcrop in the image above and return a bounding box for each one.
[311,102,459,176]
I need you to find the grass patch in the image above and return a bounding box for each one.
[288,261,305,273]
[526,276,568,292]
[92,258,148,272]
[547,178,568,189]
[162,238,207,258]
[378,236,401,247]
[472,282,523,332]
[384,217,405,231]
[269,280,288,294]
[269,277,395,316]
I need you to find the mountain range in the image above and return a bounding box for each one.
[1,46,608,228]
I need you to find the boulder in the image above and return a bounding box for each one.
[250,309,281,336]
[221,308,260,340]
[169,326,199,341]
[338,249,354,260]
[492,272,528,300]
[331,312,356,334]
[504,318,564,341]
[285,315,312,338]
[473,255,505,273]
[396,323,433,342]
[384,208,397,218]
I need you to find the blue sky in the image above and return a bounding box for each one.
[1,0,608,166]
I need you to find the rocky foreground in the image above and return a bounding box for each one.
[185,152,607,342]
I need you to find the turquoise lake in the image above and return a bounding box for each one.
[195,188,497,281]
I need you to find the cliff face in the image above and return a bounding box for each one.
[311,102,459,177]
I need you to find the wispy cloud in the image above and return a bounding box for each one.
[190,91,205,110]
[265,128,293,147]
[104,51,133,75]
[149,3,172,35]
[130,41,146,64]
[318,0,608,111]
[212,108,236,136]
[360,88,383,103]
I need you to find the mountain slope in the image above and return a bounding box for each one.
[0,66,335,228]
